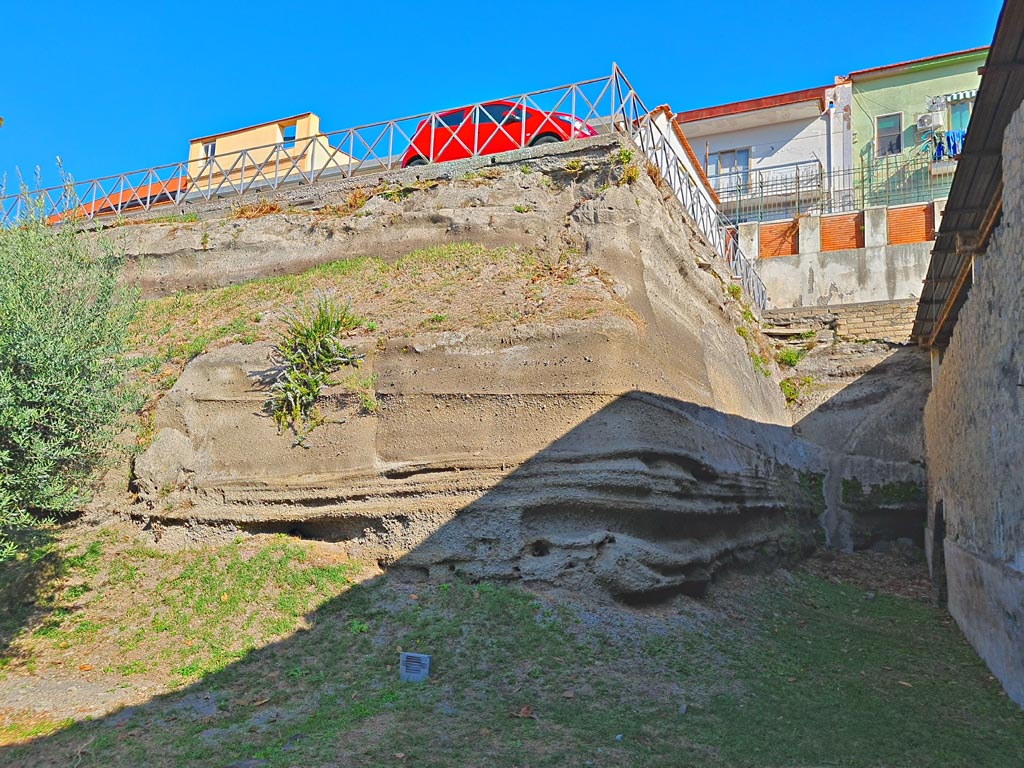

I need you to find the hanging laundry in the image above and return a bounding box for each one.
[946,130,967,157]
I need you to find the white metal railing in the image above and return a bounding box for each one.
[1,64,765,307]
[628,106,767,308]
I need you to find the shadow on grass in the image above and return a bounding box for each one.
[1,385,1019,767]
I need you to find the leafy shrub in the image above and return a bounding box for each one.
[0,213,138,559]
[268,298,364,443]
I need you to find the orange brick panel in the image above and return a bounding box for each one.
[759,221,799,259]
[821,212,865,252]
[887,204,935,245]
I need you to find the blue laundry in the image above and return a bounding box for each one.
[946,130,966,156]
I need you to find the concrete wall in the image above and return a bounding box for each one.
[758,241,933,308]
[753,198,942,308]
[923,103,1024,706]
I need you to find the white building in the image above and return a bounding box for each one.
[675,82,854,223]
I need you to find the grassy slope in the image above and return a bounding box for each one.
[1,530,1021,767]
[127,242,633,395]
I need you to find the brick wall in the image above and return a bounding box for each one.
[759,220,799,258]
[887,203,935,245]
[820,212,865,252]
[764,299,918,343]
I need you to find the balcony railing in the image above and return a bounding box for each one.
[708,154,955,224]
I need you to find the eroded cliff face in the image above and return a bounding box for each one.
[125,138,912,599]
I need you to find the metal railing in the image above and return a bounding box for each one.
[0,64,766,307]
[1,68,643,225]
[709,154,955,224]
[630,108,767,307]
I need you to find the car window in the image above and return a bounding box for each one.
[433,110,465,128]
[476,104,511,124]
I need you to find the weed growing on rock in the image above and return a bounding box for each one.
[750,352,771,378]
[564,159,584,180]
[269,298,364,445]
[646,161,664,187]
[513,204,530,214]
[229,197,283,220]
[727,283,743,300]
[781,375,815,405]
[775,348,805,367]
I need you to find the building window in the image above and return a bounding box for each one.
[707,148,750,192]
[281,123,297,149]
[202,141,216,167]
[875,113,903,157]
[950,100,971,133]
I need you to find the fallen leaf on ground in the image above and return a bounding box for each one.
[253,698,270,706]
[511,706,538,719]
[898,681,913,688]
[562,690,575,699]
[79,664,94,672]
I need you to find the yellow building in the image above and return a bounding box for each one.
[187,112,352,188]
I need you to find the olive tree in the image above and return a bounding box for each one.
[0,211,137,558]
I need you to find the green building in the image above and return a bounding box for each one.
[849,47,987,207]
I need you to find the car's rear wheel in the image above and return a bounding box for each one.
[529,134,561,147]
[405,157,428,168]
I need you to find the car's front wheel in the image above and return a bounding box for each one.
[405,157,428,168]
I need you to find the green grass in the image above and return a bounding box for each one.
[1,529,1021,766]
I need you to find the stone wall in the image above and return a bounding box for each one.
[923,103,1024,706]
[764,299,918,343]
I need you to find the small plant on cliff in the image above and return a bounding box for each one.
[268,298,364,445]
[775,348,805,367]
[229,197,283,220]
[750,352,771,378]
[618,164,641,186]
[0,208,138,559]
[727,283,743,300]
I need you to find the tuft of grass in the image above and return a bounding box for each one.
[781,375,815,405]
[513,204,531,214]
[341,370,379,414]
[750,352,771,377]
[775,347,805,367]
[229,198,283,220]
[727,282,743,300]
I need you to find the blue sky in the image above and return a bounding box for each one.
[0,0,1004,191]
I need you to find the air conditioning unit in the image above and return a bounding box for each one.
[917,112,945,132]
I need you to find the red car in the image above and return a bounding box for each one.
[401,100,598,168]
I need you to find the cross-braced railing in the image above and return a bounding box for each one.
[627,103,768,308]
[1,64,765,307]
